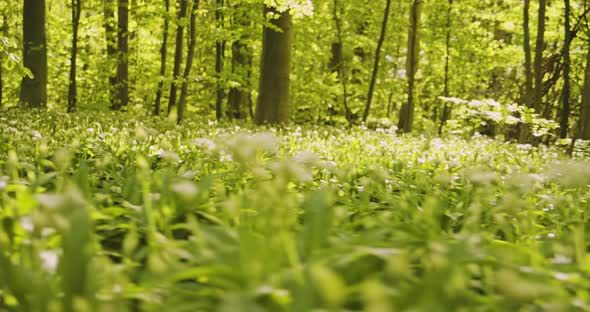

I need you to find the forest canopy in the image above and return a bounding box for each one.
[0,0,588,138]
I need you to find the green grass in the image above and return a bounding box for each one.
[1,110,590,311]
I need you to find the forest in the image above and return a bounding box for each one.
[2,0,590,311]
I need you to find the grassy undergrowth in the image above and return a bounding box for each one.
[1,110,590,311]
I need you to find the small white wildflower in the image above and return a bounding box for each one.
[20,217,34,233]
[0,177,7,191]
[193,138,217,151]
[40,250,59,273]
[293,150,319,166]
[171,180,199,200]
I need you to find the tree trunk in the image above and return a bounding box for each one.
[167,0,187,115]
[397,0,421,133]
[580,42,590,139]
[255,6,292,125]
[438,0,453,134]
[517,0,533,142]
[523,0,533,108]
[215,0,225,120]
[112,0,129,110]
[332,0,351,126]
[559,0,571,138]
[103,0,118,108]
[362,0,392,123]
[226,39,252,119]
[154,0,170,116]
[533,0,545,112]
[67,0,82,113]
[20,0,48,108]
[177,0,198,124]
[0,15,6,109]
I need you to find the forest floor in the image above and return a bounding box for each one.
[1,110,590,311]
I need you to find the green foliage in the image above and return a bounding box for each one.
[2,110,590,311]
[441,97,559,138]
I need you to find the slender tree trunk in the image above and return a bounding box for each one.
[167,0,187,115]
[255,6,292,125]
[523,0,533,108]
[439,0,454,134]
[226,6,252,121]
[112,0,129,110]
[397,0,421,133]
[580,42,590,139]
[247,54,254,119]
[20,0,48,108]
[559,0,571,138]
[177,0,198,124]
[103,0,118,108]
[0,15,6,109]
[67,0,82,113]
[362,0,392,123]
[215,0,225,120]
[154,0,170,116]
[518,0,534,142]
[533,0,546,112]
[333,0,352,126]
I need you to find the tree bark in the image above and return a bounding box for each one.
[215,0,225,120]
[154,0,170,116]
[112,0,129,110]
[362,0,392,123]
[518,0,534,142]
[397,0,421,133]
[177,0,198,124]
[523,0,533,108]
[167,0,187,115]
[332,0,352,126]
[255,6,292,125]
[103,0,118,108]
[67,0,82,113]
[20,0,48,108]
[226,7,252,121]
[0,15,7,109]
[580,42,590,139]
[533,0,546,112]
[559,0,571,138]
[439,0,454,134]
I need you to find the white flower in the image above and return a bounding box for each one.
[193,138,217,152]
[40,250,59,273]
[171,180,199,199]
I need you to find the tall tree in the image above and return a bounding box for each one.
[177,0,199,124]
[227,4,252,120]
[167,0,188,115]
[522,0,533,109]
[154,0,170,116]
[215,0,225,120]
[559,0,571,138]
[332,0,352,126]
[439,0,454,134]
[0,14,6,109]
[112,0,129,110]
[397,0,421,133]
[103,0,118,108]
[580,42,590,139]
[533,0,546,112]
[67,0,82,113]
[362,0,392,123]
[518,0,534,142]
[20,0,48,108]
[255,6,293,125]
